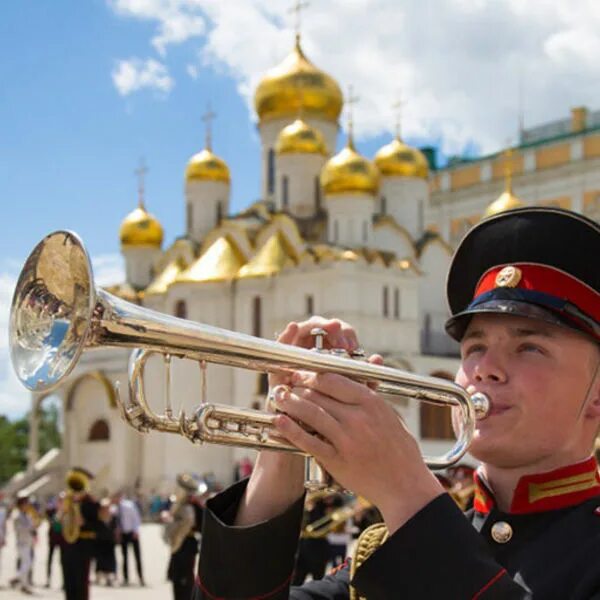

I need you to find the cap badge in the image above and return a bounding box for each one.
[495,266,522,288]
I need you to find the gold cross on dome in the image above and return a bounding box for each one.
[134,158,148,209]
[392,95,404,139]
[289,0,309,38]
[346,85,360,143]
[202,104,216,150]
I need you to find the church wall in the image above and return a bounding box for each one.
[259,118,338,200]
[275,153,327,216]
[371,224,415,257]
[325,195,376,246]
[379,178,427,239]
[122,246,161,289]
[185,180,230,243]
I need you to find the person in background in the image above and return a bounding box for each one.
[45,498,62,588]
[94,498,118,586]
[9,495,35,595]
[0,493,7,587]
[116,491,145,587]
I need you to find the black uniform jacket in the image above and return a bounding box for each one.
[194,458,600,599]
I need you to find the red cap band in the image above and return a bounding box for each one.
[474,263,600,326]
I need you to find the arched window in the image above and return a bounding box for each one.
[267,149,275,195]
[252,296,262,337]
[333,220,339,243]
[420,371,455,440]
[381,196,387,215]
[306,294,314,315]
[362,221,368,243]
[394,288,400,319]
[282,176,289,208]
[382,286,389,317]
[88,419,110,442]
[175,300,187,319]
[216,201,223,224]
[314,176,321,211]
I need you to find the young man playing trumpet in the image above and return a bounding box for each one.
[194,207,600,599]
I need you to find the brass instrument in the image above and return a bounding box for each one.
[60,491,82,544]
[163,474,206,553]
[10,231,490,490]
[303,497,372,539]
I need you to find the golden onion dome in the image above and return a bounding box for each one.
[374,137,429,179]
[320,139,380,196]
[254,35,343,123]
[275,119,327,155]
[483,190,525,218]
[185,148,230,183]
[119,205,164,248]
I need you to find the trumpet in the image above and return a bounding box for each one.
[303,496,372,539]
[10,231,489,490]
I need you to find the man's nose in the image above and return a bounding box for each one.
[474,351,507,383]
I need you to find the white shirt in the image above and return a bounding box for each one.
[0,505,7,545]
[118,499,142,533]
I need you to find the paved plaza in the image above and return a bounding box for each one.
[0,519,176,599]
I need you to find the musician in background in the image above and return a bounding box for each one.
[193,208,600,599]
[9,495,35,595]
[163,474,206,600]
[60,467,99,600]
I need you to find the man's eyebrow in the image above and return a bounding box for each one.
[509,327,556,338]
[462,329,484,342]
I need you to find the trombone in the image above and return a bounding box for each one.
[10,231,489,490]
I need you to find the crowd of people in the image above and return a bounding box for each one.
[0,466,223,598]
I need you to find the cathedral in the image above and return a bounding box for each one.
[14,34,600,497]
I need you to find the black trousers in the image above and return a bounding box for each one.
[168,536,198,600]
[121,531,144,583]
[60,542,91,600]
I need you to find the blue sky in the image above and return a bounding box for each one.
[1,0,599,418]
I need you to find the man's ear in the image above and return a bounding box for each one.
[585,360,600,418]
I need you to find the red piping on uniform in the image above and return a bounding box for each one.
[195,572,293,599]
[471,569,508,599]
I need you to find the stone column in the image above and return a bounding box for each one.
[27,395,40,470]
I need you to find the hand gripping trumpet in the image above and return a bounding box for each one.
[10,231,489,490]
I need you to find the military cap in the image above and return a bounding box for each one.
[445,207,600,342]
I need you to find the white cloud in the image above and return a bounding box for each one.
[92,253,125,287]
[0,254,124,421]
[107,0,600,154]
[112,58,174,96]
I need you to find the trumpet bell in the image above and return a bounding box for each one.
[10,231,94,393]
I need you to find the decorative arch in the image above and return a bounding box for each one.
[88,419,110,441]
[65,371,117,412]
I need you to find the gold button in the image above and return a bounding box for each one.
[491,521,513,544]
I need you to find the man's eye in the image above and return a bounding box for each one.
[464,344,485,356]
[518,343,544,354]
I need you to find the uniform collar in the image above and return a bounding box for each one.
[473,456,600,515]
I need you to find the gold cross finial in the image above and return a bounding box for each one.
[202,104,216,151]
[289,0,309,42]
[346,85,360,148]
[392,96,404,140]
[134,158,148,209]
